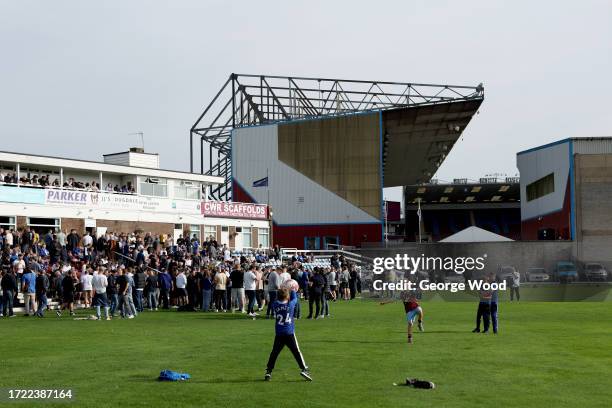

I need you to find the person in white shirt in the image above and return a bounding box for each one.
[5,230,14,248]
[223,245,231,262]
[92,269,110,320]
[244,265,258,316]
[176,270,187,306]
[81,269,93,308]
[82,232,93,257]
[12,255,25,275]
[328,268,337,301]
[279,267,291,286]
[510,270,521,301]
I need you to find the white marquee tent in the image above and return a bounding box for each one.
[439,226,514,243]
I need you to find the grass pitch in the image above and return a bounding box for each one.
[1,300,611,408]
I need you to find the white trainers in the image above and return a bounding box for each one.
[300,370,313,381]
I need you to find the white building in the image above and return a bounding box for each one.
[0,149,271,250]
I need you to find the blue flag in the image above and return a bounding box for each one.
[252,176,268,187]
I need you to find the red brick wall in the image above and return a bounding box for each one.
[61,218,85,234]
[16,216,27,231]
[95,219,173,236]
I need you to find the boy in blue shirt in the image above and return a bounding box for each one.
[489,274,499,334]
[265,288,312,381]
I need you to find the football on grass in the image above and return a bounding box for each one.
[282,279,300,292]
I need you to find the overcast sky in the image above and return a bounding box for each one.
[1,1,611,203]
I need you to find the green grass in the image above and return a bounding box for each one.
[1,300,611,408]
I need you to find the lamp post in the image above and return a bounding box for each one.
[417,198,422,243]
[268,206,274,249]
[384,199,388,243]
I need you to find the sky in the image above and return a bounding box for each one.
[1,0,611,204]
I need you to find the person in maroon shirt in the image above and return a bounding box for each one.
[401,291,424,344]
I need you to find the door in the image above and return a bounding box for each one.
[323,236,340,249]
[221,226,229,246]
[234,227,243,251]
[304,236,320,250]
[174,224,184,243]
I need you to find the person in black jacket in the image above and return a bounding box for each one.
[133,267,146,312]
[307,268,325,319]
[349,266,358,300]
[1,270,17,317]
[34,270,50,317]
[186,268,199,310]
[66,230,80,253]
[58,270,77,317]
[145,270,158,311]
[107,269,119,317]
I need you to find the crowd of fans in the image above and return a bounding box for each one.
[0,171,136,193]
[0,227,361,320]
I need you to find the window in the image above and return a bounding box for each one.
[139,177,168,197]
[0,216,16,231]
[304,237,320,250]
[174,181,201,200]
[204,225,217,240]
[527,173,554,201]
[258,228,270,248]
[241,227,252,249]
[323,236,339,249]
[27,217,60,234]
[189,224,201,241]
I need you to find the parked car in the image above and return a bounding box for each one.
[526,267,550,282]
[583,263,608,281]
[444,271,466,284]
[498,265,520,284]
[554,261,578,283]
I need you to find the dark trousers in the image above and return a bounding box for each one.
[266,334,307,372]
[256,289,264,309]
[159,288,170,309]
[510,286,520,301]
[188,289,198,309]
[321,292,330,316]
[246,290,256,314]
[226,289,232,309]
[307,291,321,318]
[490,302,498,333]
[349,281,357,299]
[135,290,144,312]
[2,290,14,316]
[214,289,226,311]
[266,290,278,317]
[475,301,490,331]
[109,293,119,315]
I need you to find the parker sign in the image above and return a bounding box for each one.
[202,201,268,219]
